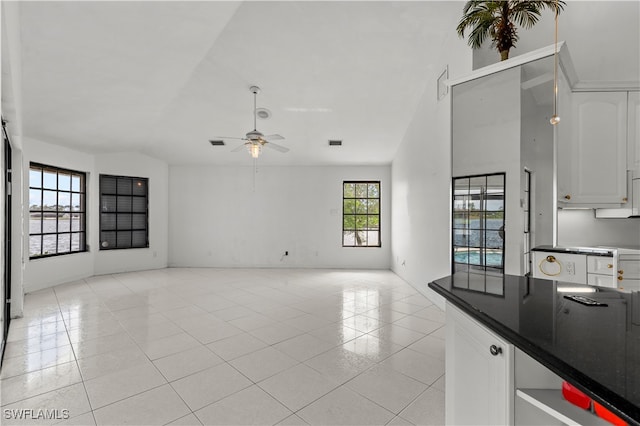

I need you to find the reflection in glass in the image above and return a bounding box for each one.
[452,269,505,296]
[452,173,505,272]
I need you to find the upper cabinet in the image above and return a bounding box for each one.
[558,91,628,206]
[628,91,640,172]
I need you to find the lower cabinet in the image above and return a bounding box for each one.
[446,304,514,425]
[618,253,640,292]
[446,302,617,425]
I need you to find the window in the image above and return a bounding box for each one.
[99,175,148,250]
[343,181,380,247]
[29,163,86,258]
[452,173,505,272]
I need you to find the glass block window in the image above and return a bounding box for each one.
[453,173,505,272]
[29,163,86,258]
[100,175,148,250]
[343,181,381,247]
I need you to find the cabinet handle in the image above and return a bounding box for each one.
[618,276,623,281]
[619,270,624,274]
[623,197,628,203]
[489,345,502,356]
[564,195,571,200]
[607,264,613,268]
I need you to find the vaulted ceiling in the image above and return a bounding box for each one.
[3,1,638,166]
[6,1,463,166]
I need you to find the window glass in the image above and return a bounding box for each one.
[99,175,149,250]
[29,163,86,258]
[343,181,381,247]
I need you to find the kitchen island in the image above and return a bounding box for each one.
[429,272,640,425]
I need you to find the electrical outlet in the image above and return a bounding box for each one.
[566,261,575,275]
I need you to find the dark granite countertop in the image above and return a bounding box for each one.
[429,273,640,425]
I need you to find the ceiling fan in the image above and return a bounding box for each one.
[211,86,289,159]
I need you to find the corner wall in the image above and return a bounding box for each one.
[22,138,95,292]
[93,153,169,275]
[21,138,169,293]
[390,15,472,309]
[168,165,391,269]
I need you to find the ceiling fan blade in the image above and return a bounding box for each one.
[231,143,248,152]
[264,134,285,141]
[211,136,247,141]
[265,142,289,153]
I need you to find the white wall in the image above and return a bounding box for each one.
[21,138,169,292]
[390,14,472,309]
[557,209,640,248]
[22,138,95,292]
[93,152,168,275]
[520,65,555,250]
[472,2,639,84]
[169,165,391,269]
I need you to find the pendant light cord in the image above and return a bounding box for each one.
[551,0,559,124]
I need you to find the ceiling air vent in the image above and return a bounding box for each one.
[256,108,271,120]
[209,140,225,146]
[328,140,342,146]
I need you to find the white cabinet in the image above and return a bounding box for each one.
[618,252,640,292]
[446,303,513,425]
[628,91,640,172]
[558,92,628,205]
[587,255,615,274]
[586,255,616,288]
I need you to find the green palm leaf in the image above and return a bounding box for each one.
[457,0,566,60]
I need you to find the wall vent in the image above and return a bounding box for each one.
[328,140,342,146]
[209,140,225,146]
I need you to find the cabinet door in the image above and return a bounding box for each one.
[446,303,513,425]
[618,278,640,292]
[619,259,640,279]
[628,92,640,172]
[587,273,616,288]
[560,92,627,205]
[587,255,615,275]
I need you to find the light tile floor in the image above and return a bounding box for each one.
[0,268,445,425]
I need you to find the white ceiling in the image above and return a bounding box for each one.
[6,1,639,166]
[10,1,462,166]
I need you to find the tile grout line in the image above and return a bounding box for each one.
[53,279,99,426]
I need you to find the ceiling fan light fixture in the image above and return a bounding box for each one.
[248,143,261,158]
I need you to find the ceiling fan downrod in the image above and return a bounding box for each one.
[250,85,260,131]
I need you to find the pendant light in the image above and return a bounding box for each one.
[550,0,560,126]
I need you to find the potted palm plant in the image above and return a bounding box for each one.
[456,1,565,61]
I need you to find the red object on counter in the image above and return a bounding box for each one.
[593,401,627,426]
[561,381,591,410]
